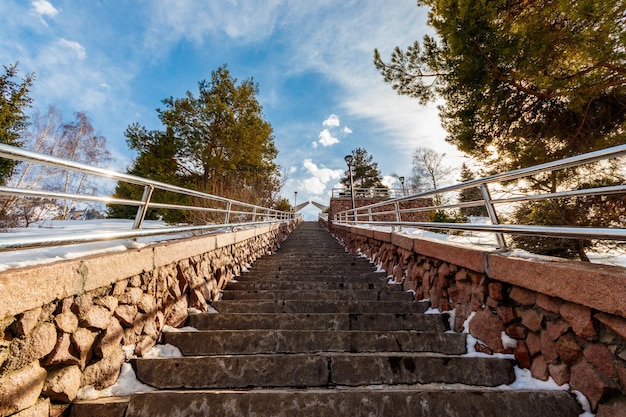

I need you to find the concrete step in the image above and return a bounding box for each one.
[187,312,451,332]
[220,289,415,301]
[234,272,390,282]
[224,280,402,291]
[133,353,516,389]
[163,329,467,355]
[81,388,582,417]
[210,299,430,314]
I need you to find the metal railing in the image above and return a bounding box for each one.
[333,144,626,248]
[331,187,406,199]
[0,143,297,250]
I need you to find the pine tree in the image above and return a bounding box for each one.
[340,148,386,190]
[457,163,487,217]
[109,65,281,224]
[0,63,34,185]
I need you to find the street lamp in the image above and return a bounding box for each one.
[399,176,406,196]
[294,191,298,218]
[344,155,356,221]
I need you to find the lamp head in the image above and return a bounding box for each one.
[344,155,353,165]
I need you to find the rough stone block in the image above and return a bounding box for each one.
[45,332,80,367]
[3,322,57,372]
[520,309,543,333]
[0,361,47,416]
[584,343,617,379]
[555,333,582,365]
[530,355,549,381]
[560,302,596,338]
[71,328,97,370]
[12,399,50,417]
[15,308,42,337]
[43,365,82,402]
[595,313,626,340]
[548,363,570,387]
[468,307,505,353]
[55,312,79,334]
[570,359,620,411]
[82,349,125,390]
[510,287,537,305]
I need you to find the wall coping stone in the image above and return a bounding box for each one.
[0,222,293,320]
[339,225,626,319]
[488,253,626,318]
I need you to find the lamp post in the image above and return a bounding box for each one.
[294,191,298,218]
[344,155,356,221]
[399,176,406,196]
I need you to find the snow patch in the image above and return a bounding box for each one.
[501,331,518,349]
[76,363,155,400]
[162,325,199,333]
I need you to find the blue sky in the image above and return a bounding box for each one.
[1,0,464,220]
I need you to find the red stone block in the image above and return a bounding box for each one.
[595,312,626,340]
[548,363,570,386]
[555,333,583,365]
[540,330,560,364]
[469,307,505,353]
[545,319,571,341]
[531,355,549,381]
[505,324,528,340]
[496,305,517,324]
[584,343,617,379]
[570,359,621,411]
[536,293,563,314]
[510,286,537,305]
[514,340,532,369]
[488,282,505,301]
[527,332,541,356]
[520,308,544,333]
[561,302,597,338]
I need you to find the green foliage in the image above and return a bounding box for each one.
[374,0,626,175]
[0,63,34,184]
[458,163,488,217]
[109,65,280,224]
[273,197,291,213]
[375,0,626,259]
[340,148,386,190]
[512,176,626,261]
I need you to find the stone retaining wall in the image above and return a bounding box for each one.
[0,221,299,417]
[331,223,626,415]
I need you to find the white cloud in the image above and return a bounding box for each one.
[322,114,340,127]
[317,129,339,147]
[31,0,58,19]
[58,38,87,60]
[300,158,344,197]
[343,126,353,134]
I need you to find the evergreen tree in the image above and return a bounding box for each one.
[0,63,34,185]
[340,148,386,190]
[374,0,626,177]
[374,0,626,260]
[457,163,488,217]
[109,65,281,224]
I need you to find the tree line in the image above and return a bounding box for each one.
[0,63,286,228]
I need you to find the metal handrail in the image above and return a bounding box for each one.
[333,144,626,247]
[0,143,297,251]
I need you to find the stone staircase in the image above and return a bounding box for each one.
[71,222,582,416]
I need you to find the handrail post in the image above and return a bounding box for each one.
[480,184,507,249]
[368,207,373,222]
[132,185,154,229]
[394,201,402,232]
[224,202,231,224]
[252,207,257,222]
